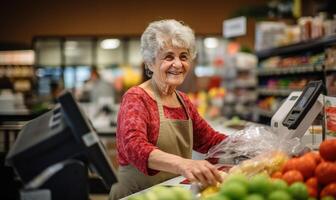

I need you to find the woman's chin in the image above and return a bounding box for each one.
[166,79,184,87]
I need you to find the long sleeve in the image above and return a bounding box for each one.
[116,92,158,175]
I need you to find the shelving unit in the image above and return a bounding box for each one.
[222,53,257,121]
[255,35,336,125]
[0,50,35,95]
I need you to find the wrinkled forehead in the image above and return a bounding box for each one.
[157,46,189,56]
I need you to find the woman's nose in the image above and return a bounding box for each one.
[172,57,182,67]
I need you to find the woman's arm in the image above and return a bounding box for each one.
[148,149,222,186]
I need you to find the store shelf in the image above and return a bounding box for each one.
[256,35,336,60]
[257,88,297,96]
[257,65,323,76]
[255,108,275,118]
[325,66,336,72]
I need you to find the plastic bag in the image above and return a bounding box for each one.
[205,123,306,165]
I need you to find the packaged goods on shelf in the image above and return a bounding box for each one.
[256,14,336,51]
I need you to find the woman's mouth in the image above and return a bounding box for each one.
[168,71,183,75]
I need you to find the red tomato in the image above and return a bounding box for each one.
[306,177,319,189]
[320,182,336,198]
[296,155,317,180]
[304,151,321,165]
[315,162,336,185]
[282,170,304,185]
[307,186,318,198]
[282,158,300,173]
[319,139,336,162]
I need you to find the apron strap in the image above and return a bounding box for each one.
[151,80,165,119]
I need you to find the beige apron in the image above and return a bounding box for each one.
[109,84,193,200]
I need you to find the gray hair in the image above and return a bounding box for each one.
[140,19,196,67]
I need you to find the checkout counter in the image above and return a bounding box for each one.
[3,80,331,200]
[121,80,328,199]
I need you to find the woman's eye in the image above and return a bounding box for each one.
[180,55,189,61]
[164,55,174,61]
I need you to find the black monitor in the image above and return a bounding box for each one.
[5,91,117,190]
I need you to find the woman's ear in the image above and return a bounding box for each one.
[146,63,154,72]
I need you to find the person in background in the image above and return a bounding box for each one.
[77,67,114,103]
[110,19,227,199]
[50,81,62,104]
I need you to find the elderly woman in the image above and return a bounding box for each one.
[110,19,227,199]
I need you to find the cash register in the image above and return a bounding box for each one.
[271,80,324,140]
[6,91,118,200]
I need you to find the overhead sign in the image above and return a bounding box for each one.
[223,16,247,38]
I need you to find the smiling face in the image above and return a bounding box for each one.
[149,46,191,91]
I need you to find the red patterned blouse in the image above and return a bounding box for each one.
[116,86,227,175]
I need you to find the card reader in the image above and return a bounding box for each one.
[271,80,324,139]
[282,81,323,129]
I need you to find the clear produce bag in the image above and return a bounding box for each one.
[205,123,306,164]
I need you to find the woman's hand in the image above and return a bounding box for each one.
[148,149,222,187]
[176,158,222,187]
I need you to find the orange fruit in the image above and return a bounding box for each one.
[320,182,336,198]
[307,186,318,198]
[271,171,283,179]
[306,177,318,189]
[296,156,317,180]
[282,170,304,185]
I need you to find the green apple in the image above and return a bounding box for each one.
[288,182,308,200]
[170,186,192,200]
[321,196,335,200]
[268,190,292,200]
[243,194,265,200]
[224,173,249,188]
[248,174,272,196]
[220,181,248,200]
[272,179,288,191]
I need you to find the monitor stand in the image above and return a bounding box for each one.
[20,160,89,200]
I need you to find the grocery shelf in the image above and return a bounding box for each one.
[257,88,297,96]
[325,66,336,72]
[255,108,275,118]
[257,65,323,76]
[256,35,336,60]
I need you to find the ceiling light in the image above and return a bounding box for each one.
[204,37,219,49]
[101,39,120,49]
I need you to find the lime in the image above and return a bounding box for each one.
[248,174,272,196]
[272,179,288,191]
[205,194,230,200]
[288,182,308,200]
[321,196,335,200]
[171,186,192,200]
[225,173,249,187]
[144,190,158,200]
[243,193,265,200]
[220,181,248,200]
[149,185,176,200]
[128,194,146,200]
[268,190,292,200]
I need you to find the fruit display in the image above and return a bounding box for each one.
[128,185,192,200]
[128,139,336,200]
[228,151,288,177]
[202,173,312,200]
[269,139,336,199]
[201,139,336,200]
